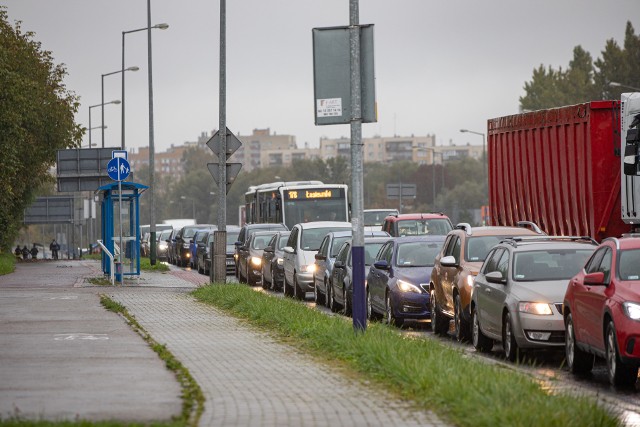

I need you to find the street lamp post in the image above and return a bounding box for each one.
[121,23,169,150]
[89,100,120,147]
[460,128,486,191]
[101,67,139,148]
[180,196,196,221]
[609,81,640,92]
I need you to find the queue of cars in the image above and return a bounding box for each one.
[158,214,640,388]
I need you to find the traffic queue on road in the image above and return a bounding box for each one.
[165,212,640,389]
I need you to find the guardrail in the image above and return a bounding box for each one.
[96,240,114,285]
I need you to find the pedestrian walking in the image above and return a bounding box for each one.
[30,244,39,260]
[50,239,59,260]
[21,245,29,260]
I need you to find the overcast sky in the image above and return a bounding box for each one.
[3,1,639,153]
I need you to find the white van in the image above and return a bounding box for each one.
[283,221,351,300]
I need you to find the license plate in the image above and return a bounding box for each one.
[226,260,234,265]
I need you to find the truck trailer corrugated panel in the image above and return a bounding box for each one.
[487,100,631,240]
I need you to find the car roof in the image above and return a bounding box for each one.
[452,226,541,237]
[394,235,447,244]
[244,223,287,229]
[498,236,597,251]
[295,221,351,229]
[385,213,449,221]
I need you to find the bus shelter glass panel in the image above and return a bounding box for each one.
[112,189,139,276]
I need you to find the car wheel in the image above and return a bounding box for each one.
[606,321,638,388]
[314,281,324,305]
[293,274,304,300]
[343,287,352,317]
[503,312,519,362]
[430,288,448,336]
[565,313,594,375]
[283,276,292,297]
[385,292,403,327]
[367,289,380,321]
[454,294,470,342]
[329,284,340,313]
[472,306,493,352]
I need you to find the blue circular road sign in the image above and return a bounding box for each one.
[107,157,131,181]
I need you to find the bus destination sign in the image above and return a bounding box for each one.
[285,188,341,200]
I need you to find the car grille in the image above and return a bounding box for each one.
[549,330,565,343]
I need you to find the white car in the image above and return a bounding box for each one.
[283,221,351,300]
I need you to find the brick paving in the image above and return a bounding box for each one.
[3,260,447,426]
[107,268,446,427]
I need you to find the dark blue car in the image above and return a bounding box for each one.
[366,235,445,327]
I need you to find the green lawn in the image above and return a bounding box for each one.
[193,284,620,427]
[0,252,16,275]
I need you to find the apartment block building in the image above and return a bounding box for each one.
[128,129,483,178]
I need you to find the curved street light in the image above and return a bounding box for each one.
[121,23,169,150]
[102,67,139,148]
[88,100,120,147]
[609,81,640,92]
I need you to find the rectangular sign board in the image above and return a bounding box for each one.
[23,196,74,224]
[386,184,417,199]
[57,147,129,192]
[312,24,376,125]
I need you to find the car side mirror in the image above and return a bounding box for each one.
[315,253,326,261]
[373,260,390,270]
[584,271,606,286]
[234,241,242,246]
[283,246,294,254]
[263,246,274,253]
[485,271,506,284]
[334,260,345,269]
[440,255,458,267]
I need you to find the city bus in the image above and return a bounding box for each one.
[244,181,349,229]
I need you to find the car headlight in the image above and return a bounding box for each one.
[234,254,238,260]
[623,302,640,320]
[397,279,421,293]
[251,256,262,266]
[159,242,167,250]
[301,264,316,273]
[277,257,283,266]
[466,275,475,287]
[518,302,552,315]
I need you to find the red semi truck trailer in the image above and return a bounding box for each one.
[487,99,638,241]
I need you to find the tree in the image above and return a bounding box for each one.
[520,21,640,111]
[0,8,83,250]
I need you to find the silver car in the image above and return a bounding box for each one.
[471,236,596,361]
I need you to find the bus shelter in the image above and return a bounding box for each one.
[95,181,148,281]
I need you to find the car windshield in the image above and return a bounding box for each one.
[277,234,290,250]
[465,236,506,262]
[397,219,452,236]
[226,231,240,245]
[619,249,640,281]
[183,228,198,238]
[331,236,351,257]
[252,234,275,250]
[513,249,594,281]
[364,242,385,265]
[300,227,350,251]
[158,229,172,240]
[364,210,397,226]
[395,241,444,267]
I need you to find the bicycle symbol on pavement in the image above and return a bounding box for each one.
[54,333,109,341]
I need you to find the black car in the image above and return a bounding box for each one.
[261,231,291,291]
[200,226,241,276]
[235,223,288,282]
[167,228,180,265]
[175,224,214,267]
[328,237,390,315]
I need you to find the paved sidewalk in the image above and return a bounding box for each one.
[1,260,447,426]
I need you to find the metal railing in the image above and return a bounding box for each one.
[96,240,115,285]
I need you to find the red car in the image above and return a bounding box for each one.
[563,235,640,387]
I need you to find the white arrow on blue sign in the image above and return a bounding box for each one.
[107,157,131,181]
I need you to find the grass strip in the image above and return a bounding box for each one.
[193,284,621,427]
[140,257,169,272]
[100,295,204,427]
[0,252,16,276]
